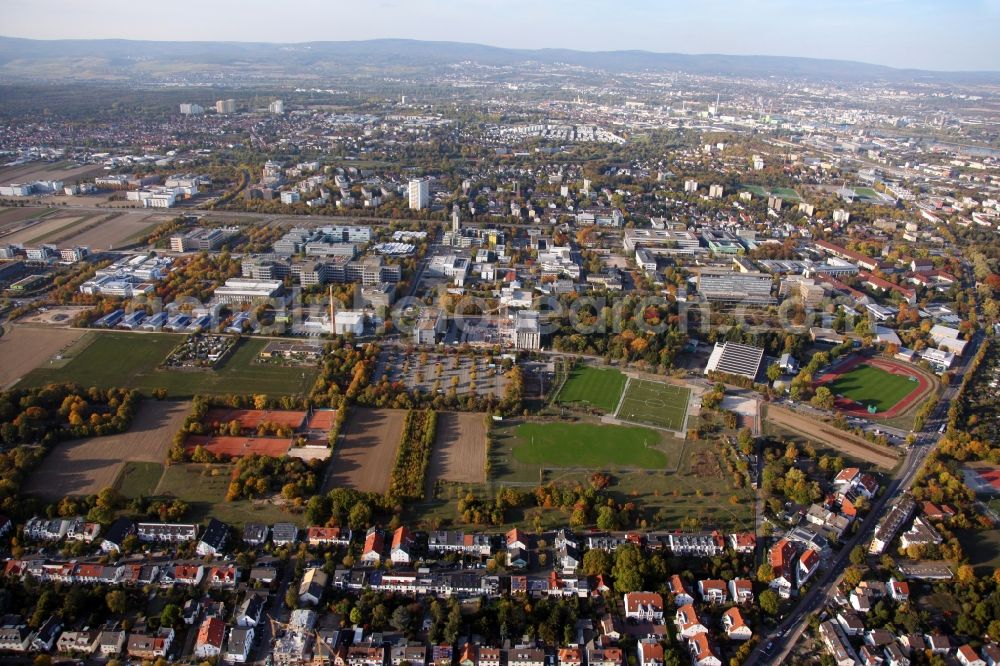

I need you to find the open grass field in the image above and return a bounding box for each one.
[414,433,752,533]
[23,400,190,500]
[957,529,1000,575]
[427,412,488,494]
[114,461,165,499]
[616,378,690,431]
[824,362,920,413]
[511,421,670,468]
[154,463,300,526]
[321,408,406,493]
[18,331,316,398]
[0,325,87,389]
[554,365,626,412]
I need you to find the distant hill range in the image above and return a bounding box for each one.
[0,36,995,85]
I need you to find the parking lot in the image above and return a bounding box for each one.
[373,347,509,397]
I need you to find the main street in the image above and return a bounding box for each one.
[746,331,982,665]
[3,199,573,233]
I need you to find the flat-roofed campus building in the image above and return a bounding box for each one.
[697,268,775,305]
[213,279,284,304]
[623,227,702,255]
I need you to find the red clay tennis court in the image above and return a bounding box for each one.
[185,434,294,458]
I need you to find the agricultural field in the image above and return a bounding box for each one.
[23,400,190,500]
[615,378,691,431]
[0,206,57,238]
[18,331,316,398]
[321,408,407,493]
[2,212,99,245]
[154,463,300,526]
[427,412,488,492]
[555,364,626,413]
[0,325,87,389]
[824,362,921,413]
[29,210,168,250]
[0,161,104,185]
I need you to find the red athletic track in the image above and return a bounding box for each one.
[814,355,933,419]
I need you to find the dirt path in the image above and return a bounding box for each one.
[766,405,900,469]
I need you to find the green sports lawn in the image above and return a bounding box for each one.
[511,421,669,468]
[616,378,691,431]
[555,365,626,413]
[852,187,881,199]
[740,185,769,197]
[18,331,316,398]
[769,187,802,202]
[825,363,918,412]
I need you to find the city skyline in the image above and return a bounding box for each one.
[2,0,999,72]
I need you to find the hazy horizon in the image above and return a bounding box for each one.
[3,0,999,72]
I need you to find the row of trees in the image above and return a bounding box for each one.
[387,409,437,501]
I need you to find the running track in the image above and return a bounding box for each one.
[814,355,933,418]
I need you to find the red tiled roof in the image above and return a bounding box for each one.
[197,617,225,648]
[625,592,663,613]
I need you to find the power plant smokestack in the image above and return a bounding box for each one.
[328,284,337,335]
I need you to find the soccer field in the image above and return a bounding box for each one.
[616,378,691,431]
[769,187,802,202]
[511,421,669,468]
[555,364,626,413]
[852,187,881,199]
[825,363,918,413]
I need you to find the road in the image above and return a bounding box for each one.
[6,199,575,233]
[748,331,983,665]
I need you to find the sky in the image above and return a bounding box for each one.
[3,0,999,71]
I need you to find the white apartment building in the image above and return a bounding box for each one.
[408,178,430,210]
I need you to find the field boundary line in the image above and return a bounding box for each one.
[612,375,632,420]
